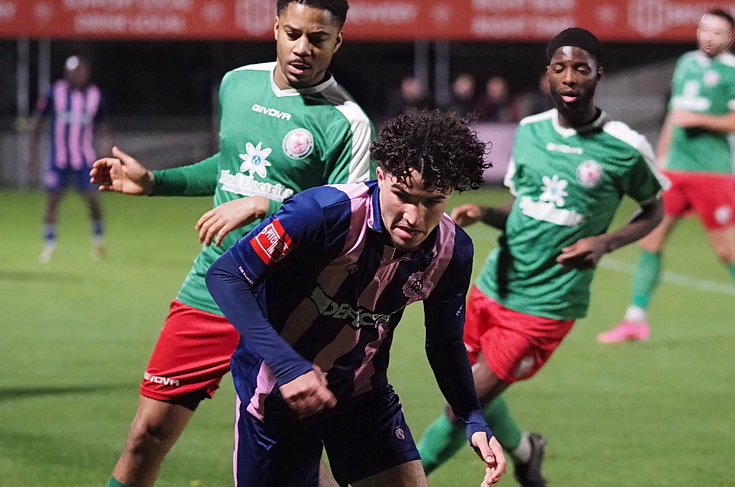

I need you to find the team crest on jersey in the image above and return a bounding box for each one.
[576,160,603,188]
[250,219,292,265]
[239,141,272,178]
[282,128,314,160]
[403,271,433,300]
[704,70,720,86]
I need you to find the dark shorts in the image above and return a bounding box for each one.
[141,300,239,401]
[463,286,574,384]
[43,165,96,192]
[662,170,735,230]
[233,387,420,487]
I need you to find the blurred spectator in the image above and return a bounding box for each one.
[517,72,555,118]
[445,73,477,117]
[384,75,431,118]
[476,75,519,122]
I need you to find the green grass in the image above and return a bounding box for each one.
[0,188,733,486]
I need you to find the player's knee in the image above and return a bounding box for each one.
[126,416,170,453]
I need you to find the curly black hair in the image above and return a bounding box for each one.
[276,0,349,27]
[371,109,491,194]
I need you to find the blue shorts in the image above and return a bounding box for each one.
[233,387,420,487]
[43,165,95,192]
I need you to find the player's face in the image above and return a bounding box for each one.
[273,3,343,90]
[697,14,732,58]
[376,166,451,251]
[547,46,602,127]
[65,63,91,90]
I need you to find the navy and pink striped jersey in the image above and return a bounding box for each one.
[34,79,107,170]
[207,180,487,433]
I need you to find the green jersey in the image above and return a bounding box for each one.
[476,110,666,320]
[152,62,374,315]
[667,50,735,174]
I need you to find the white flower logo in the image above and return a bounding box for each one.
[539,175,568,207]
[239,142,272,178]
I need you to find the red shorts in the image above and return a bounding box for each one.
[463,286,574,384]
[141,300,240,401]
[662,170,735,230]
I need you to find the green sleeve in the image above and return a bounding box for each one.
[150,153,220,196]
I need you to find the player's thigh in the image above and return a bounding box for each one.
[351,460,427,487]
[128,395,195,442]
[706,225,735,263]
[234,399,322,487]
[323,389,420,486]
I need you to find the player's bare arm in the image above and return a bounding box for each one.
[195,196,270,247]
[450,199,513,229]
[558,199,664,269]
[90,146,154,195]
[669,109,735,133]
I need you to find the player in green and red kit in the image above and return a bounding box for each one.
[417,28,668,487]
[90,2,373,486]
[600,9,735,343]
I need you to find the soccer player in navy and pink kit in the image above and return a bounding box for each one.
[28,55,111,263]
[206,109,506,487]
[91,2,376,486]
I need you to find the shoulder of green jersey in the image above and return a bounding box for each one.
[602,120,650,154]
[519,108,555,126]
[235,61,277,72]
[603,120,668,189]
[717,52,735,69]
[321,84,371,127]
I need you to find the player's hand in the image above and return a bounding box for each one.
[90,146,153,195]
[451,204,483,227]
[557,235,609,269]
[195,196,270,247]
[471,432,506,486]
[279,365,337,420]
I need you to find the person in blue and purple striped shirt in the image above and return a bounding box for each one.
[206,109,506,487]
[28,55,111,263]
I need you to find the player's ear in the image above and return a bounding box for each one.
[273,16,280,41]
[596,66,603,82]
[333,30,343,54]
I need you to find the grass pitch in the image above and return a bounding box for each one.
[0,188,732,486]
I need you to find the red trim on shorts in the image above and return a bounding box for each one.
[140,300,240,401]
[463,286,574,385]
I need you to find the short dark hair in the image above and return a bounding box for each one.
[371,109,491,194]
[276,0,349,28]
[705,9,735,30]
[546,27,603,66]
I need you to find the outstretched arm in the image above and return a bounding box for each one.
[450,198,515,229]
[557,198,664,269]
[90,146,154,195]
[669,109,735,134]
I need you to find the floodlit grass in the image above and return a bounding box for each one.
[0,188,732,486]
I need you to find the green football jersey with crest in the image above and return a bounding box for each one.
[152,62,374,315]
[476,110,667,320]
[667,50,735,174]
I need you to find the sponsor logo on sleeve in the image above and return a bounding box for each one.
[250,219,292,265]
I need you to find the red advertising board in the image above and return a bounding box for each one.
[1,0,733,41]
